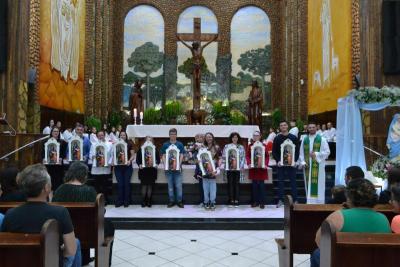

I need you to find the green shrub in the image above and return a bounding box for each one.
[211,101,231,125]
[230,110,247,125]
[271,108,282,129]
[143,108,162,124]
[108,110,123,128]
[85,116,101,131]
[163,101,184,123]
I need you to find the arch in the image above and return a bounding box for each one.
[231,6,271,112]
[123,5,165,109]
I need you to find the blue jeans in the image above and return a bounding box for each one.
[310,248,320,267]
[277,166,298,202]
[114,166,133,205]
[252,180,266,205]
[203,178,217,204]
[165,170,183,203]
[64,239,82,267]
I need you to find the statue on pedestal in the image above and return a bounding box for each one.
[248,80,263,126]
[129,80,144,123]
[176,17,218,124]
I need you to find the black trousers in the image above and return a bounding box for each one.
[227,171,240,203]
[93,174,112,202]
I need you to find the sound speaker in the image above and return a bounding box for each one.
[383,0,400,74]
[0,0,7,73]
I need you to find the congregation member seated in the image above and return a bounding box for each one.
[53,161,115,267]
[310,178,391,267]
[390,185,400,233]
[344,165,364,185]
[379,167,400,204]
[1,164,81,267]
[326,185,346,204]
[0,167,26,202]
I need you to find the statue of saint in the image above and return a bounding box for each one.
[129,80,144,122]
[248,80,263,126]
[177,34,218,110]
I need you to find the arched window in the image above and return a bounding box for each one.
[231,6,271,112]
[177,6,218,109]
[123,5,164,109]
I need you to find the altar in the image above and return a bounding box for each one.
[126,125,260,140]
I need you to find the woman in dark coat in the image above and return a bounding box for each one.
[136,136,160,207]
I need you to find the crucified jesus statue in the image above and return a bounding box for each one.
[176,18,218,110]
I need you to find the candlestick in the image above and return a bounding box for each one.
[140,111,143,125]
[133,108,137,118]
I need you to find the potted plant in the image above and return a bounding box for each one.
[143,108,162,125]
[230,110,246,125]
[211,101,231,125]
[163,101,184,124]
[85,116,101,131]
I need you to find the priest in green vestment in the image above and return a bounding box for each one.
[299,122,330,204]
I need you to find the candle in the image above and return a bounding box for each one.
[134,108,137,118]
[140,111,143,119]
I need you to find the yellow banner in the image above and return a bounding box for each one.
[308,0,352,114]
[39,0,85,113]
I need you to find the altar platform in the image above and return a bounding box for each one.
[106,204,284,231]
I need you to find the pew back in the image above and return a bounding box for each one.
[320,220,400,267]
[0,219,60,267]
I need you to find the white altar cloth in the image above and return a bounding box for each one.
[126,125,260,140]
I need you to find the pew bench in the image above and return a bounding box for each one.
[320,220,400,267]
[275,195,395,267]
[0,194,113,267]
[0,219,59,267]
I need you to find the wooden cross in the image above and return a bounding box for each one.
[176,18,219,43]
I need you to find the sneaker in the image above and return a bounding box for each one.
[276,200,283,208]
[204,203,210,210]
[141,202,146,208]
[115,204,122,208]
[234,200,239,208]
[177,202,184,208]
[210,203,216,210]
[228,201,234,208]
[251,203,258,208]
[294,200,299,204]
[167,202,175,208]
[147,201,152,208]
[260,204,265,209]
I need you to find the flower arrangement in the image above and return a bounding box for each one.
[371,155,400,179]
[348,86,400,105]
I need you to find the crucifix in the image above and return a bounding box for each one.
[177,18,218,110]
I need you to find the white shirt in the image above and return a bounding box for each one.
[89,140,112,175]
[90,133,98,144]
[289,127,299,138]
[324,128,336,142]
[42,126,51,135]
[62,129,73,141]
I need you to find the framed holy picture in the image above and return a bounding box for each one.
[225,144,240,171]
[93,143,108,167]
[197,148,216,176]
[141,141,157,168]
[250,141,266,168]
[68,136,83,161]
[165,144,180,171]
[44,138,60,164]
[113,141,128,166]
[280,139,295,167]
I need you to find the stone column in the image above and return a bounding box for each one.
[216,54,232,101]
[164,55,178,101]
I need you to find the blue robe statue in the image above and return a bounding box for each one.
[387,114,400,160]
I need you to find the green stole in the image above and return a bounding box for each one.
[304,134,322,197]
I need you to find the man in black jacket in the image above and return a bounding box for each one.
[272,120,300,207]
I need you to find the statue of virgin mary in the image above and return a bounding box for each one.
[387,114,400,160]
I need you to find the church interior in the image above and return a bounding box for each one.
[1,0,400,267]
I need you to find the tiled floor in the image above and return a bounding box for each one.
[90,230,310,267]
[105,205,284,219]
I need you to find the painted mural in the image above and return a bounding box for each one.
[231,6,271,114]
[177,6,218,110]
[308,0,352,114]
[39,0,85,113]
[123,5,164,110]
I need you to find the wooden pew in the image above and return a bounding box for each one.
[275,195,395,267]
[0,194,113,267]
[320,220,400,267]
[0,219,59,267]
